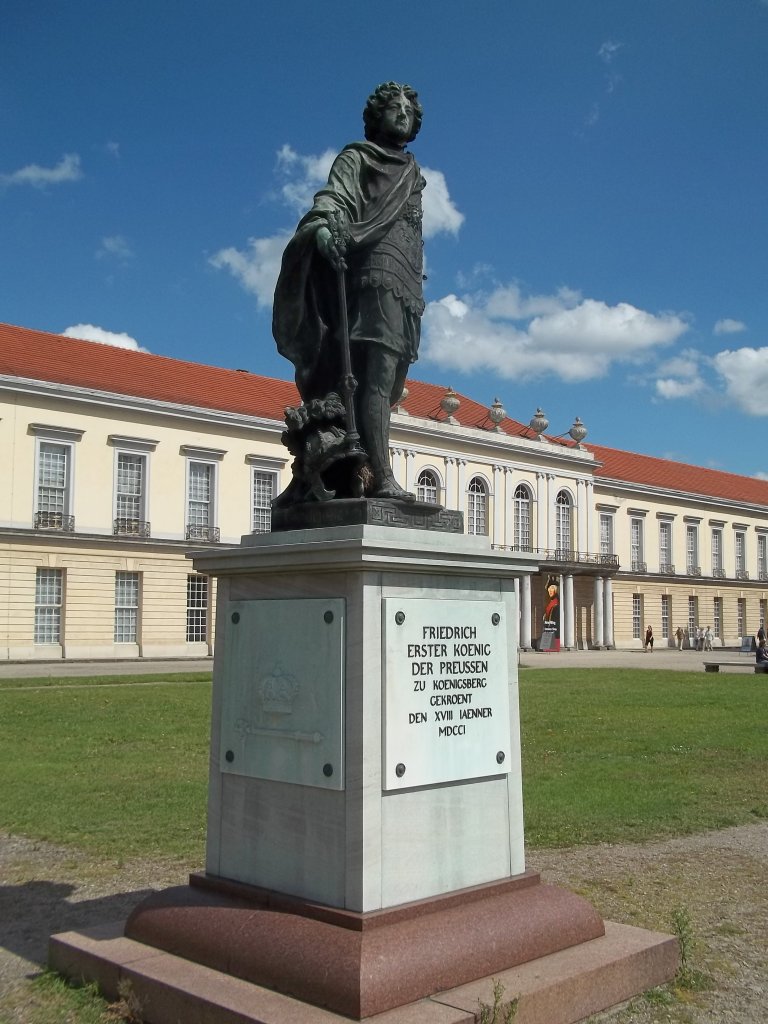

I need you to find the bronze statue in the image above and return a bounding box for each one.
[273,82,425,505]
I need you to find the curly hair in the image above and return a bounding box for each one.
[363,81,423,143]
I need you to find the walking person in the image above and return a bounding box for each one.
[704,626,713,652]
[675,625,685,651]
[644,624,654,652]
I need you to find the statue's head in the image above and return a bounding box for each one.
[363,82,423,144]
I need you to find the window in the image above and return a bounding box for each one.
[186,575,209,643]
[252,469,276,533]
[711,528,723,576]
[688,596,698,635]
[630,519,645,570]
[599,514,614,556]
[760,599,766,632]
[632,594,642,639]
[713,597,722,639]
[735,531,746,575]
[34,568,63,644]
[758,536,767,580]
[115,452,148,535]
[661,594,670,639]
[513,485,531,550]
[737,598,746,637]
[555,491,572,554]
[36,442,73,530]
[187,461,218,541]
[686,524,699,574]
[467,477,488,536]
[114,572,139,643]
[659,521,673,572]
[416,469,439,504]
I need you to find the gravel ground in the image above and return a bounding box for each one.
[1,824,766,1022]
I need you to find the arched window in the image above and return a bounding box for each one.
[513,484,531,551]
[555,490,572,555]
[467,477,488,536]
[416,469,439,504]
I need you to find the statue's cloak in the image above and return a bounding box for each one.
[272,141,423,401]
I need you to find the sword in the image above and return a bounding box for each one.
[327,210,366,459]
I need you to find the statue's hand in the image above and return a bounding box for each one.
[316,226,342,269]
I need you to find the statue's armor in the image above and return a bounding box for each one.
[356,177,426,316]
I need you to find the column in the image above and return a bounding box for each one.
[456,459,467,514]
[443,457,457,510]
[593,576,604,648]
[520,574,532,649]
[504,470,515,549]
[604,576,614,648]
[390,448,402,484]
[564,574,575,649]
[536,472,547,551]
[576,479,588,554]
[492,465,503,546]
[403,449,415,493]
[559,573,565,647]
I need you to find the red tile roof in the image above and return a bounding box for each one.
[587,442,768,505]
[2,321,767,506]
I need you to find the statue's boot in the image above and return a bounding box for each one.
[361,384,416,502]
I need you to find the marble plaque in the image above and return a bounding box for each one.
[219,598,344,790]
[383,597,511,791]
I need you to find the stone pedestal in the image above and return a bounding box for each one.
[50,524,678,1021]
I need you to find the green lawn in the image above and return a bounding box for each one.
[0,667,766,860]
[519,668,768,846]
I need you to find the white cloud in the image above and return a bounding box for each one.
[106,141,120,158]
[62,323,147,352]
[276,144,337,214]
[97,235,134,261]
[421,285,688,384]
[655,377,705,400]
[754,471,768,480]
[712,346,768,416]
[598,40,623,63]
[421,166,463,238]
[209,231,291,308]
[714,318,747,335]
[0,153,82,189]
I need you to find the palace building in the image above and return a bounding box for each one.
[1,321,766,661]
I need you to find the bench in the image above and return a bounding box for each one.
[703,661,768,674]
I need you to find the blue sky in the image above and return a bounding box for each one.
[3,0,768,477]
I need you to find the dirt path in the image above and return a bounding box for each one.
[1,825,766,1021]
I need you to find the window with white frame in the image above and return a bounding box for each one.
[632,594,642,639]
[467,477,488,536]
[711,528,723,576]
[416,469,439,504]
[599,513,614,556]
[737,597,746,636]
[30,425,83,531]
[686,524,699,574]
[251,469,276,533]
[186,574,209,643]
[114,572,139,643]
[758,535,767,580]
[187,461,216,540]
[34,568,63,644]
[513,484,531,550]
[735,531,746,574]
[713,597,722,638]
[555,491,572,554]
[659,520,673,571]
[630,518,644,570]
[760,599,766,632]
[115,452,147,533]
[661,594,670,639]
[688,595,697,634]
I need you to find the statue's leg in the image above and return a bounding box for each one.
[354,344,415,501]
